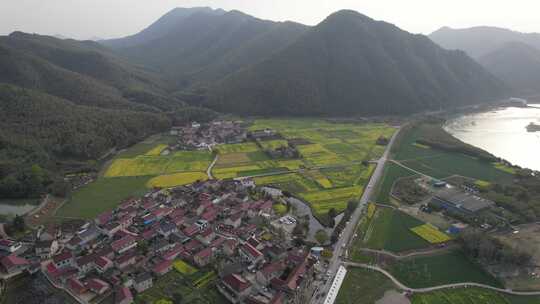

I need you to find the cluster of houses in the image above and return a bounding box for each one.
[170,120,247,150]
[0,179,319,304]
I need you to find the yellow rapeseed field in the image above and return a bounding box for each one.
[410,224,451,244]
[145,144,168,156]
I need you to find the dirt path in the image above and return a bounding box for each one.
[358,245,457,260]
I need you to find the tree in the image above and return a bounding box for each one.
[137,240,149,255]
[347,200,356,214]
[321,249,333,260]
[315,230,329,245]
[12,215,25,232]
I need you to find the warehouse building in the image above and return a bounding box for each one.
[431,187,494,215]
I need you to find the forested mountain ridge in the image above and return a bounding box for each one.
[0,32,215,200]
[104,9,309,88]
[0,84,170,199]
[102,7,226,49]
[0,32,183,111]
[429,26,540,59]
[478,42,540,95]
[204,10,508,116]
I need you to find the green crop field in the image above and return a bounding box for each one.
[361,207,430,252]
[411,287,540,304]
[335,268,396,304]
[57,176,151,219]
[214,142,259,153]
[373,162,417,204]
[259,139,289,150]
[254,173,320,193]
[300,186,363,216]
[392,124,514,184]
[322,164,376,187]
[389,251,502,288]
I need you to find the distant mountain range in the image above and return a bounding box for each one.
[104,8,509,116]
[430,26,540,95]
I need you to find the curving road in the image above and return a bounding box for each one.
[344,261,540,296]
[357,246,457,260]
[315,127,401,304]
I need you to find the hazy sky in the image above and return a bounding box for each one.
[2,0,540,40]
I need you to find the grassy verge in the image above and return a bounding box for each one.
[335,268,397,304]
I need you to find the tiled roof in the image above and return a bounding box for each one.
[223,274,251,293]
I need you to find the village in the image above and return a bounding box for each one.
[0,177,328,304]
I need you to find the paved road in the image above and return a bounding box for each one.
[344,262,540,296]
[315,127,401,304]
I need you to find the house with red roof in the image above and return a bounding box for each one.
[239,243,264,265]
[183,224,201,237]
[101,222,122,238]
[94,256,113,273]
[111,235,137,254]
[141,227,158,241]
[95,211,113,226]
[115,286,133,304]
[0,239,21,253]
[75,256,94,275]
[153,259,173,276]
[53,251,74,268]
[218,274,252,304]
[115,252,137,270]
[88,278,110,295]
[193,247,213,267]
[68,277,87,295]
[196,200,213,215]
[223,239,238,256]
[256,260,286,285]
[201,207,218,222]
[118,215,134,229]
[162,243,184,261]
[0,254,28,274]
[196,227,216,245]
[225,212,242,228]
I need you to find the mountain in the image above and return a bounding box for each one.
[429,26,540,59]
[0,32,200,199]
[0,32,182,111]
[103,8,309,88]
[204,10,508,116]
[0,83,170,199]
[103,7,225,49]
[478,42,540,94]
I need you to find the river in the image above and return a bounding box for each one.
[445,105,540,171]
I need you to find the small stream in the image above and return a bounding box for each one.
[0,203,36,216]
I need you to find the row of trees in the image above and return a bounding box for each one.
[459,231,532,267]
